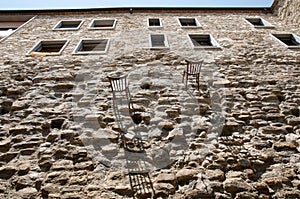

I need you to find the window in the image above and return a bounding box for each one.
[27,40,69,56]
[89,19,117,30]
[73,39,110,54]
[245,18,274,28]
[149,34,169,49]
[178,18,200,28]
[148,18,162,28]
[188,34,221,49]
[53,20,84,30]
[272,34,300,49]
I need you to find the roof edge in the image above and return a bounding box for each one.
[270,0,279,12]
[0,7,272,15]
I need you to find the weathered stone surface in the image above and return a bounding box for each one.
[11,100,29,111]
[176,169,198,182]
[13,141,42,149]
[0,152,18,163]
[287,117,300,126]
[153,182,175,196]
[204,169,225,181]
[235,192,258,199]
[0,139,11,153]
[155,172,176,186]
[0,2,299,198]
[51,160,74,171]
[223,178,253,194]
[258,126,288,134]
[16,187,39,198]
[9,126,30,136]
[74,161,94,171]
[274,141,297,151]
[18,163,30,175]
[0,166,17,179]
[274,0,300,25]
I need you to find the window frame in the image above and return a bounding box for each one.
[88,19,117,30]
[26,39,69,56]
[245,17,274,29]
[188,34,221,49]
[147,18,163,28]
[271,33,300,49]
[149,33,169,49]
[178,17,201,28]
[73,39,110,55]
[52,20,84,31]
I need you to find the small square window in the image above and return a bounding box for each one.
[179,18,200,28]
[150,34,169,49]
[188,34,221,49]
[245,18,274,28]
[73,39,110,54]
[272,34,300,49]
[89,19,117,30]
[27,40,69,56]
[148,18,162,28]
[53,20,84,30]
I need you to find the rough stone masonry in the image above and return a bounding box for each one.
[0,0,300,198]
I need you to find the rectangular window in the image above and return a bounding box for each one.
[150,34,169,49]
[73,39,110,54]
[272,34,300,49]
[245,18,274,28]
[89,19,117,30]
[53,20,84,30]
[178,18,200,28]
[188,34,221,49]
[27,40,69,56]
[148,18,162,28]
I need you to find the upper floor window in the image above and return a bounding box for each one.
[188,34,221,49]
[53,20,84,30]
[27,40,69,56]
[149,34,169,49]
[178,18,200,28]
[245,18,274,28]
[73,39,110,54]
[89,19,117,30]
[272,34,300,49]
[148,18,162,28]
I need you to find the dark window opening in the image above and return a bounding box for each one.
[34,41,67,53]
[149,18,161,26]
[55,20,82,29]
[189,34,212,46]
[51,118,65,129]
[151,35,166,47]
[75,39,109,53]
[246,18,264,26]
[273,34,300,46]
[91,20,115,28]
[80,42,107,51]
[179,18,197,26]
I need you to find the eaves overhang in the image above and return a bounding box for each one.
[0,7,272,15]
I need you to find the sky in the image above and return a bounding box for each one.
[1,0,274,10]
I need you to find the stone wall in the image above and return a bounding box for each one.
[0,8,300,198]
[272,0,300,25]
